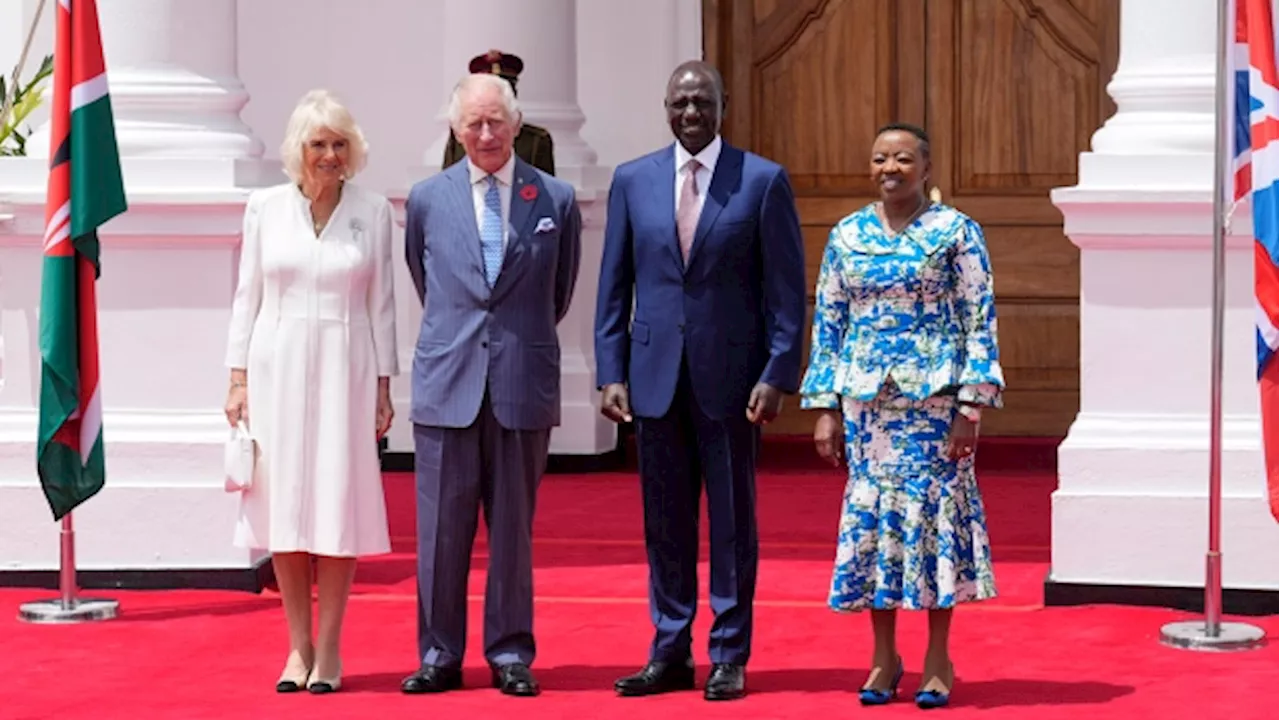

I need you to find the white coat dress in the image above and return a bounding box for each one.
[225,182,399,557]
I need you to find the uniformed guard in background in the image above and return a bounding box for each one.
[442,49,556,175]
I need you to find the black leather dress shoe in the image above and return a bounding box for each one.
[491,663,540,697]
[614,660,696,696]
[704,664,746,701]
[401,665,462,694]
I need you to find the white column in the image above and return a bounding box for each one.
[1089,0,1215,156]
[0,0,23,79]
[29,0,264,163]
[1076,0,1221,189]
[0,0,275,584]
[1049,0,1278,597]
[425,0,596,171]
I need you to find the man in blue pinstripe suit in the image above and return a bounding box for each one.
[399,73,581,698]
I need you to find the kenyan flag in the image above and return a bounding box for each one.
[37,0,126,520]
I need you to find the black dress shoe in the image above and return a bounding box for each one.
[614,660,696,696]
[401,665,462,694]
[704,664,746,701]
[491,663,540,697]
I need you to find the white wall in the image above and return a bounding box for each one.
[0,0,22,82]
[235,0,700,195]
[0,0,53,149]
[578,0,703,168]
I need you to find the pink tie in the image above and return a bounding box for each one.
[677,159,701,263]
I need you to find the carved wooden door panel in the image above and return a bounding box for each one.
[703,0,1118,437]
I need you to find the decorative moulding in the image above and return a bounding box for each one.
[0,408,227,446]
[1051,186,1254,251]
[0,157,284,246]
[1061,411,1263,451]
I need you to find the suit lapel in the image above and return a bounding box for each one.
[687,144,740,268]
[447,163,486,277]
[651,147,682,270]
[492,158,540,295]
[507,159,538,255]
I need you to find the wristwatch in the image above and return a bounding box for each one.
[957,404,982,422]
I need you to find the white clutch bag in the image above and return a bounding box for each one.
[224,420,257,493]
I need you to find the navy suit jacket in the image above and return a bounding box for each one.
[594,142,806,420]
[405,157,581,430]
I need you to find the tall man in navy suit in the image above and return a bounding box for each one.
[400,72,581,698]
[594,61,806,701]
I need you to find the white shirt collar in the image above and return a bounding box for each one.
[467,153,517,186]
[675,135,722,174]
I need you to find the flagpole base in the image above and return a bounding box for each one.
[17,597,119,624]
[1159,620,1266,652]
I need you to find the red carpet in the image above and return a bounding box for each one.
[1,438,1276,719]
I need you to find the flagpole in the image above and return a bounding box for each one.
[17,0,116,622]
[18,511,119,623]
[1159,0,1265,653]
[58,515,74,606]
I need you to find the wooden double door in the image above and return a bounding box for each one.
[702,0,1119,437]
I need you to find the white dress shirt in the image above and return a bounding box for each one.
[468,153,515,254]
[673,134,722,222]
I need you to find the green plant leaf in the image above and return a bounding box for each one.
[20,55,53,97]
[11,85,45,124]
[0,54,53,156]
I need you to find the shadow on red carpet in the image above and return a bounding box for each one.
[1,437,1275,719]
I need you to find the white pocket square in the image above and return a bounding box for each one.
[535,217,557,233]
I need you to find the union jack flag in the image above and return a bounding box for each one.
[1229,0,1279,519]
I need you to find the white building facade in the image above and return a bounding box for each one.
[0,0,1273,600]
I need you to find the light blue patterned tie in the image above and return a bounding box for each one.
[480,175,503,286]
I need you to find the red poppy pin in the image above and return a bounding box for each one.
[520,184,538,202]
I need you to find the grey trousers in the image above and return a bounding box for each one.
[412,394,550,669]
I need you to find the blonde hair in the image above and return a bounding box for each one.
[447,73,521,134]
[280,89,369,183]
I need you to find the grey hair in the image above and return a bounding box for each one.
[280,89,368,182]
[447,73,521,133]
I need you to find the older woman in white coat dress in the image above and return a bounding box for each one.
[224,89,399,695]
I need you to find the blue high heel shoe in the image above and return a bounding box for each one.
[914,688,950,709]
[858,659,904,706]
[914,663,954,709]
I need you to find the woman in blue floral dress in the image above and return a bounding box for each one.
[799,123,1004,709]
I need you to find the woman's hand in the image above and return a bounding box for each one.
[947,409,980,460]
[814,410,844,467]
[224,378,248,427]
[376,378,394,439]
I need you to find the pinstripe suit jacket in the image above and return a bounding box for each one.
[404,157,582,430]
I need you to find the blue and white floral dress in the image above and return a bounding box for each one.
[799,202,1004,611]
